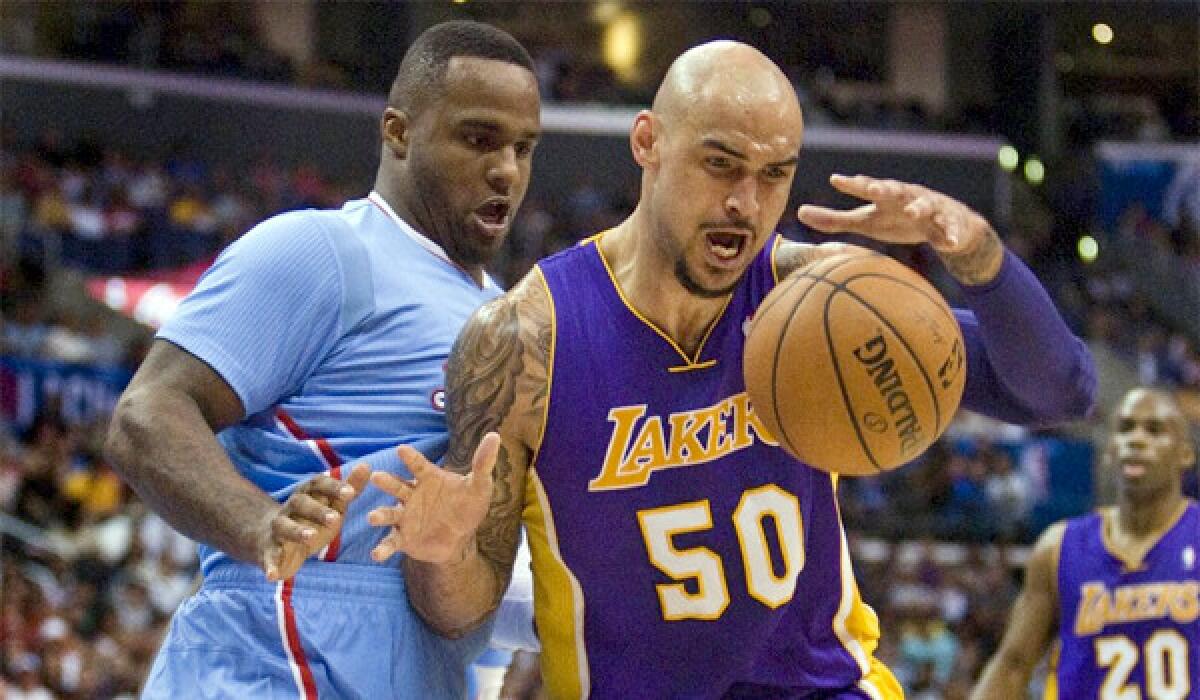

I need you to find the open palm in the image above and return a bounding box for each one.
[367,433,500,564]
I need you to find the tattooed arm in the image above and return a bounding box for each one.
[369,271,553,638]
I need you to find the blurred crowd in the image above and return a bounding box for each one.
[0,131,354,276]
[1,410,197,699]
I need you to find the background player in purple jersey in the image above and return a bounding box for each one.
[972,388,1198,700]
[368,41,1094,698]
[103,21,541,699]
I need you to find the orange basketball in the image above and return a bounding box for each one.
[744,253,966,475]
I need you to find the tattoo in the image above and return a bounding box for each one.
[443,274,554,594]
[941,226,1004,286]
[444,298,523,472]
[476,443,517,566]
[774,241,866,279]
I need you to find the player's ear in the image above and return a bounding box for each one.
[381,107,411,159]
[630,110,658,168]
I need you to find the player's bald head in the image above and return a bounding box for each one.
[651,41,802,139]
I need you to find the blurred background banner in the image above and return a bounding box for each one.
[0,355,130,435]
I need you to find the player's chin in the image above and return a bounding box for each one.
[677,260,742,299]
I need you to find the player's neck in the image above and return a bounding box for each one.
[602,220,731,356]
[372,186,486,287]
[1116,490,1186,538]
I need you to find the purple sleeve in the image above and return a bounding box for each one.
[953,250,1096,425]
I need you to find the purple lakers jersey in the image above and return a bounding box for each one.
[526,235,898,699]
[1054,501,1200,699]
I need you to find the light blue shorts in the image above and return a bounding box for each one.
[142,559,491,699]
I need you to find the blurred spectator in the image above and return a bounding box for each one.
[983,450,1033,542]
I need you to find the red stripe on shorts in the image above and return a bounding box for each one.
[281,579,319,700]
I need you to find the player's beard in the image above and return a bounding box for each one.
[674,256,741,299]
[410,162,498,269]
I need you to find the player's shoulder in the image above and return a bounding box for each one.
[472,267,552,336]
[1036,519,1070,550]
[236,204,354,257]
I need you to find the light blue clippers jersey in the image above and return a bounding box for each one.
[158,192,501,573]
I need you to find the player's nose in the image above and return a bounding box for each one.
[725,176,760,221]
[486,145,519,193]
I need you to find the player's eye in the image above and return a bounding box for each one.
[464,132,493,151]
[705,156,731,170]
[763,165,790,180]
[514,140,534,158]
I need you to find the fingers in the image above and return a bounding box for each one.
[796,203,875,234]
[367,504,405,528]
[471,432,501,485]
[271,512,318,550]
[370,471,416,500]
[263,543,285,581]
[301,473,358,512]
[371,532,403,562]
[830,173,909,203]
[345,463,371,495]
[396,445,437,478]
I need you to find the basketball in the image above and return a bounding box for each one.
[744,253,966,475]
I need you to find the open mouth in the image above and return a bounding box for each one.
[1121,461,1148,478]
[705,231,748,262]
[472,198,511,237]
[472,196,511,226]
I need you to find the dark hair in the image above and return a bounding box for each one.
[388,21,535,115]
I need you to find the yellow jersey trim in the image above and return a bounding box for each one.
[1042,643,1060,700]
[523,469,589,699]
[1100,500,1192,572]
[529,266,555,459]
[829,476,902,698]
[590,233,732,371]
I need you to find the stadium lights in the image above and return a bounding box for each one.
[1078,235,1099,263]
[1092,23,1114,45]
[1024,156,1045,185]
[592,1,621,23]
[997,145,1019,172]
[603,12,641,81]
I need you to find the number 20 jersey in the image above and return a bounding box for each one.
[523,234,900,699]
[1052,501,1200,700]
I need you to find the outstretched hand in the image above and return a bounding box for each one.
[798,173,1006,285]
[367,433,500,564]
[261,463,370,581]
[797,174,991,253]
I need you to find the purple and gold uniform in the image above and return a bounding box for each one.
[527,234,898,699]
[527,229,1095,699]
[1051,502,1200,700]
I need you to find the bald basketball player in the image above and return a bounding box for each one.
[369,41,1096,698]
[972,387,1199,700]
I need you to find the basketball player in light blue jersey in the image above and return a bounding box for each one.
[104,21,541,699]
